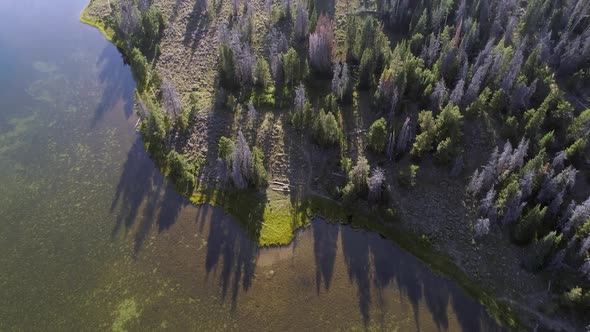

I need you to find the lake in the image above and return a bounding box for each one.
[0,0,503,330]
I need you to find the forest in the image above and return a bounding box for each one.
[83,0,590,328]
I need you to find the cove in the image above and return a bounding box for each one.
[0,0,505,330]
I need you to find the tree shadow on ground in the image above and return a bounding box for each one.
[313,0,336,18]
[311,218,505,331]
[91,45,135,128]
[183,0,211,50]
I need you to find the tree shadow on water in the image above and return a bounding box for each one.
[202,190,264,309]
[90,45,135,128]
[340,223,372,326]
[110,135,187,257]
[111,137,161,237]
[312,219,339,294]
[312,218,505,331]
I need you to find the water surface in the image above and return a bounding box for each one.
[0,0,503,330]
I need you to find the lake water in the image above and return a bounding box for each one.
[0,0,503,330]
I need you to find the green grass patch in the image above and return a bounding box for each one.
[80,10,115,42]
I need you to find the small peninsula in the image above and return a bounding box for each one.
[82,0,590,329]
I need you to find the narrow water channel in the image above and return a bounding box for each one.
[0,0,503,330]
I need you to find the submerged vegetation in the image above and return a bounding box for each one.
[82,0,590,328]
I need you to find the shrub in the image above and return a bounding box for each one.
[565,138,586,160]
[138,6,166,57]
[411,111,436,158]
[367,118,388,153]
[283,47,304,87]
[358,48,375,89]
[139,96,169,161]
[563,287,584,307]
[312,109,341,147]
[524,107,546,139]
[398,164,419,188]
[219,44,236,89]
[538,130,555,149]
[523,231,562,272]
[254,56,273,89]
[513,205,546,244]
[434,136,456,165]
[251,146,268,188]
[166,150,196,195]
[218,136,234,161]
[465,87,490,117]
[291,83,312,129]
[349,156,370,193]
[436,103,463,141]
[502,116,519,140]
[568,109,590,141]
[130,48,150,91]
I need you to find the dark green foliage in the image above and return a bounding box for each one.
[341,156,370,202]
[497,177,520,212]
[138,6,166,57]
[312,110,341,147]
[130,48,150,92]
[358,49,375,89]
[465,88,491,117]
[139,96,169,162]
[219,44,236,89]
[523,231,562,272]
[565,138,586,160]
[367,118,388,153]
[166,150,196,195]
[524,107,546,139]
[437,104,463,141]
[562,287,590,309]
[538,130,555,149]
[411,111,436,158]
[513,205,547,244]
[346,16,390,88]
[218,136,234,160]
[398,164,419,188]
[520,148,547,179]
[577,219,590,238]
[283,48,305,88]
[254,56,273,89]
[251,146,268,188]
[502,116,519,140]
[434,137,456,165]
[568,109,590,141]
[412,104,463,162]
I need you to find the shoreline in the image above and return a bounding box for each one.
[79,3,522,329]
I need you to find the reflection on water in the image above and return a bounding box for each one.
[0,0,504,330]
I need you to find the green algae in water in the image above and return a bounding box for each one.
[111,298,141,332]
[26,75,67,105]
[0,113,39,155]
[32,61,58,73]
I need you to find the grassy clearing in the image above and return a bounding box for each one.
[79,7,115,43]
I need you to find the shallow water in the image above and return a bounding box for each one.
[0,0,503,330]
